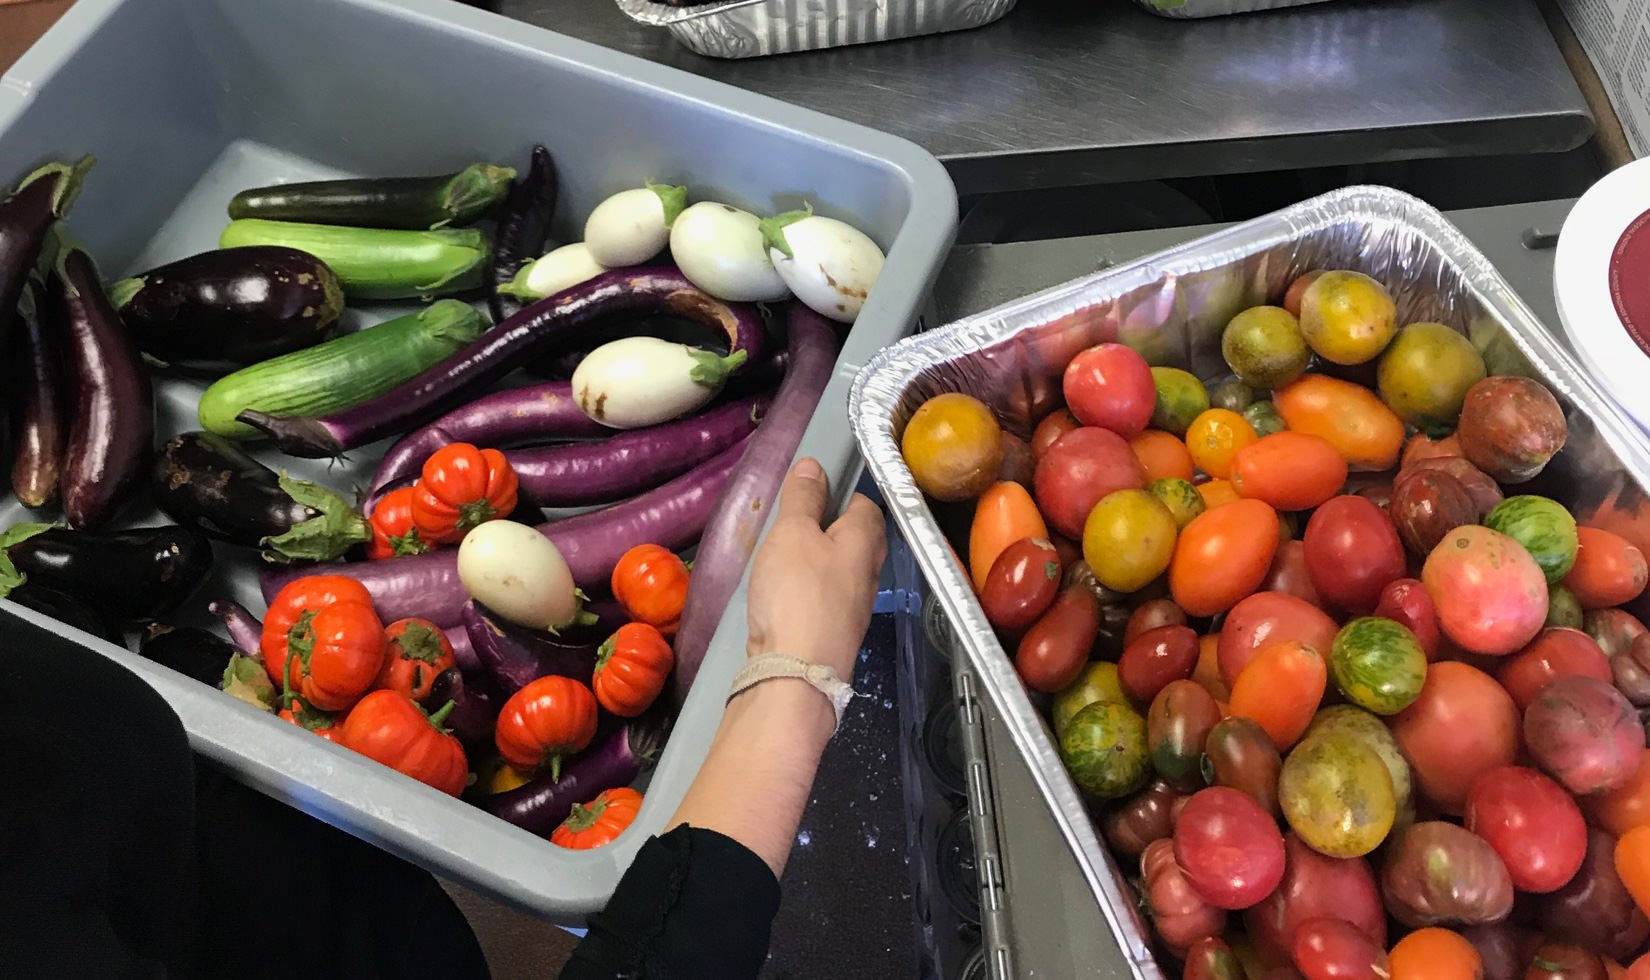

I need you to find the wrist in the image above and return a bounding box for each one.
[726,676,835,742]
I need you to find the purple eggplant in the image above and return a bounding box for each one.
[110,247,345,368]
[369,380,607,496]
[0,159,91,420]
[209,598,265,655]
[49,231,154,529]
[240,267,767,458]
[140,624,236,688]
[486,145,556,324]
[476,714,667,835]
[1,524,213,623]
[445,624,479,673]
[460,599,623,693]
[670,305,839,705]
[428,668,502,747]
[262,435,750,627]
[9,584,125,646]
[9,280,65,508]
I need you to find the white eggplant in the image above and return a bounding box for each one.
[457,520,582,630]
[668,201,789,302]
[760,206,884,324]
[498,242,608,302]
[571,335,746,429]
[583,182,685,268]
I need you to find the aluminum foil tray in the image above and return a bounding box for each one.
[1132,0,1333,19]
[615,0,1017,59]
[850,185,1650,978]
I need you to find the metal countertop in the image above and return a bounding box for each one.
[497,0,1592,195]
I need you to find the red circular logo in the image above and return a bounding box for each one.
[1611,207,1650,358]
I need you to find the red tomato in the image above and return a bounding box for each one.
[1063,342,1156,438]
[1218,591,1339,687]
[1391,661,1520,815]
[1291,916,1390,980]
[1227,640,1326,750]
[1119,624,1201,704]
[980,537,1063,631]
[1142,837,1228,956]
[1031,408,1080,459]
[1425,525,1550,656]
[1372,578,1442,661]
[1015,584,1100,693]
[1033,427,1145,539]
[1125,598,1188,644]
[1262,541,1324,606]
[1170,498,1282,617]
[1303,496,1405,614]
[1464,765,1587,893]
[1495,627,1611,711]
[1566,527,1650,609]
[1174,786,1287,910]
[1231,432,1349,512]
[1243,832,1387,966]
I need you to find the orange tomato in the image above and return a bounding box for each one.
[1585,748,1650,835]
[1130,429,1196,483]
[1197,479,1241,510]
[1388,927,1482,980]
[969,481,1049,592]
[1227,639,1326,750]
[902,392,1004,502]
[1169,498,1281,617]
[1619,825,1650,919]
[1400,432,1463,472]
[1564,526,1650,609]
[1185,409,1258,479]
[1229,432,1348,511]
[1193,633,1229,702]
[1629,953,1650,980]
[1031,408,1081,460]
[1273,374,1405,471]
[1607,959,1628,980]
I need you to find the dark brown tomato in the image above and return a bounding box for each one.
[1262,540,1324,606]
[1100,779,1182,859]
[1523,943,1606,980]
[1523,675,1645,796]
[980,537,1063,631]
[1614,633,1650,708]
[1127,597,1189,644]
[1391,468,1479,558]
[996,431,1036,488]
[1353,482,1393,512]
[1461,922,1538,980]
[1380,820,1514,928]
[1457,377,1567,485]
[1096,601,1133,663]
[1404,455,1506,519]
[1203,716,1283,818]
[1244,833,1386,966]
[1585,608,1650,660]
[1015,585,1101,693]
[1119,624,1201,704]
[1148,680,1223,791]
[1538,827,1650,964]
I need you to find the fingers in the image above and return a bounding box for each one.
[774,457,830,526]
[827,492,888,574]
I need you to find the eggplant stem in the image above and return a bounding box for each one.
[107,276,145,310]
[435,163,517,229]
[237,410,344,458]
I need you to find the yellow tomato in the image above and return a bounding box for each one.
[1082,489,1178,593]
[901,393,1003,502]
[1185,409,1258,479]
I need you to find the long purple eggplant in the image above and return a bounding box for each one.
[0,159,91,419]
[240,267,767,458]
[209,598,264,655]
[50,231,154,529]
[670,304,840,705]
[428,668,502,747]
[370,380,607,495]
[9,280,65,508]
[262,435,750,627]
[461,599,614,693]
[486,145,556,324]
[476,714,666,835]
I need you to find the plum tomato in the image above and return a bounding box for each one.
[1244,832,1387,966]
[1228,640,1327,751]
[1464,765,1587,894]
[1149,679,1224,791]
[1495,628,1611,711]
[1231,432,1349,512]
[1373,578,1443,661]
[1083,488,1178,593]
[1031,407,1080,460]
[1170,498,1281,617]
[1186,408,1259,479]
[1219,591,1339,688]
[1273,374,1405,471]
[969,480,1049,591]
[1388,927,1484,980]
[1523,675,1645,796]
[1390,662,1519,815]
[1174,786,1287,910]
[1279,731,1396,859]
[1302,705,1414,815]
[1033,426,1145,539]
[1303,496,1405,614]
[1204,716,1284,817]
[1455,376,1567,485]
[1120,624,1202,705]
[902,392,1004,502]
[1291,916,1391,980]
[1283,271,1325,318]
[1063,342,1157,438]
[1564,527,1649,609]
[1015,584,1101,693]
[1380,821,1514,929]
[979,537,1063,631]
[1142,837,1228,955]
[1423,526,1549,656]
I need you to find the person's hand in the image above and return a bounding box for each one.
[744,457,887,680]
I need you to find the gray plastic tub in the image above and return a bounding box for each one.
[0,0,955,919]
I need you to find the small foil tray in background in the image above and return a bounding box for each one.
[850,185,1650,978]
[1132,0,1334,19]
[614,0,1018,58]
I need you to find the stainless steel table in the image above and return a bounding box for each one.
[938,197,1578,978]
[498,0,1593,196]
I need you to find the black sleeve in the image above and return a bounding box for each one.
[560,826,781,980]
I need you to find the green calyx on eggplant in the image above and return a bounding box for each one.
[221,652,277,712]
[110,247,345,368]
[152,431,369,563]
[0,523,213,623]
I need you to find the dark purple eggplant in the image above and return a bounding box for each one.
[228,163,516,231]
[428,667,503,747]
[505,395,767,507]
[209,598,264,654]
[263,435,749,627]
[486,145,556,324]
[240,267,767,458]
[0,523,213,622]
[49,231,154,528]
[139,624,235,687]
[670,304,839,704]
[476,714,667,835]
[460,599,618,693]
[7,583,125,646]
[0,159,91,410]
[153,431,368,562]
[9,279,65,508]
[110,247,345,368]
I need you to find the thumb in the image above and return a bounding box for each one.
[774,457,830,526]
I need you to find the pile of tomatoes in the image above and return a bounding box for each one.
[901,268,1650,979]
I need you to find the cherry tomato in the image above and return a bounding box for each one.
[1143,837,1229,955]
[1273,374,1405,471]
[1204,716,1283,817]
[1015,584,1101,693]
[997,431,1036,487]
[1187,409,1260,479]
[1185,937,1249,980]
[1465,765,1587,893]
[1228,640,1327,751]
[1033,426,1146,539]
[1587,608,1650,659]
[1031,408,1080,459]
[1262,541,1324,606]
[1303,496,1405,614]
[1525,943,1607,980]
[1194,633,1230,702]
[1064,343,1157,437]
[1391,662,1519,815]
[1401,432,1464,471]
[1199,479,1243,510]
[1495,627,1611,711]
[1170,498,1281,617]
[1133,429,1198,483]
[1127,598,1188,644]
[1102,779,1182,859]
[1372,578,1442,661]
[1565,527,1649,609]
[1218,591,1339,688]
[969,481,1050,592]
[902,392,1004,502]
[1292,916,1390,980]
[1231,433,1349,512]
[1585,748,1650,836]
[1120,624,1201,705]
[1284,271,1325,318]
[1149,679,1224,791]
[1084,488,1179,593]
[980,537,1063,631]
[1174,786,1287,910]
[1244,832,1387,966]
[1388,927,1483,980]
